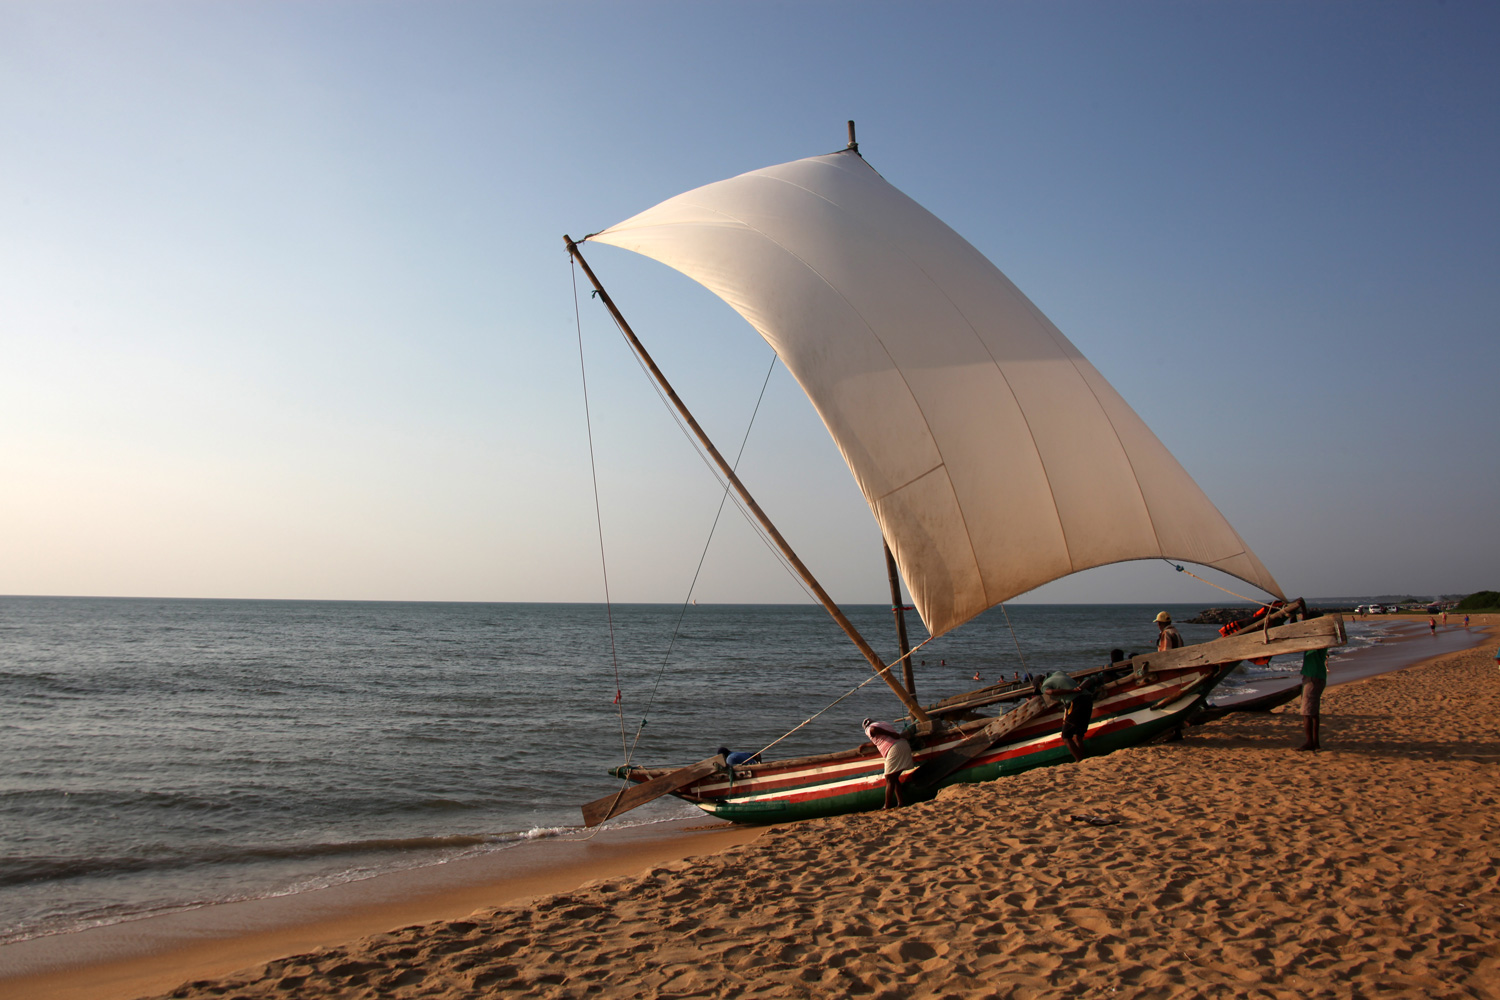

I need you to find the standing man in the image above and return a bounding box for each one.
[1298,647,1328,751]
[1155,612,1184,651]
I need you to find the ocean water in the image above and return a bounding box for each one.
[0,596,1388,944]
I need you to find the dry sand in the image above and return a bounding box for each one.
[18,620,1500,999]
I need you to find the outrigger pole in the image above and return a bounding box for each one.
[565,235,930,723]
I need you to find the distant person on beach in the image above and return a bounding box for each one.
[1464,615,1470,628]
[1297,647,1328,751]
[1155,612,1184,651]
[1429,617,1437,635]
[862,719,914,809]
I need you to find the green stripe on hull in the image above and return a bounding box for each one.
[701,784,891,823]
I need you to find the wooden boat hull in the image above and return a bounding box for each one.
[1190,678,1302,725]
[613,660,1230,825]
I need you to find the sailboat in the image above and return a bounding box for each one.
[568,124,1343,826]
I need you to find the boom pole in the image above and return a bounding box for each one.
[565,235,929,722]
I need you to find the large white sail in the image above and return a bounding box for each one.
[588,150,1282,637]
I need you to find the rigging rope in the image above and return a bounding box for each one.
[1162,559,1275,609]
[576,251,968,787]
[625,353,780,766]
[997,603,1029,675]
[572,258,629,763]
[610,330,821,607]
[750,632,940,761]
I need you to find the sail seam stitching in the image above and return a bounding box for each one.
[676,156,991,632]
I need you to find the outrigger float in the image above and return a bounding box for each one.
[569,125,1344,827]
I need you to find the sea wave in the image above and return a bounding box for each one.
[0,834,514,889]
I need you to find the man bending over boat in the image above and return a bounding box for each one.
[717,746,762,767]
[862,719,914,809]
[1059,678,1099,762]
[1034,671,1095,762]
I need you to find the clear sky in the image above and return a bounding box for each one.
[2,1,1496,613]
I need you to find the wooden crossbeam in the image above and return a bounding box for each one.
[907,696,1049,789]
[580,755,724,828]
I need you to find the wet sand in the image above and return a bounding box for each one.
[0,822,762,1000]
[8,616,1498,999]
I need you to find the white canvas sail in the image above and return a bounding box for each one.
[588,150,1283,637]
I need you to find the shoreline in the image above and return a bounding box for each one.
[0,820,761,1000]
[5,614,1495,999]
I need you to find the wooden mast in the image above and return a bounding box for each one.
[565,235,929,722]
[884,542,914,696]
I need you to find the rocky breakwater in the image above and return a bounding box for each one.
[1185,608,1257,625]
[1187,606,1343,625]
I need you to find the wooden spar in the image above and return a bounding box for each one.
[565,236,930,723]
[921,612,1345,719]
[1222,597,1305,639]
[907,693,1049,788]
[884,542,914,696]
[580,756,724,827]
[1115,614,1345,676]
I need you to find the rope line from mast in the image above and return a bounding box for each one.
[1162,559,1275,609]
[750,631,940,761]
[998,603,1029,675]
[606,321,821,608]
[572,257,630,763]
[625,352,781,766]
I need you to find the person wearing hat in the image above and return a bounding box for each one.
[1155,611,1183,651]
[862,718,915,809]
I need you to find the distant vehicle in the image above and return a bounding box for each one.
[1385,605,1401,614]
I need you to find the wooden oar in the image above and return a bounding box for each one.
[580,755,725,828]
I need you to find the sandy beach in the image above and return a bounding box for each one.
[9,617,1498,999]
